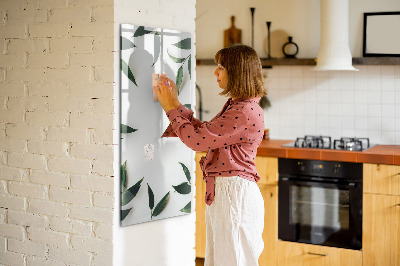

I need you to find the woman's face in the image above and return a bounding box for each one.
[214,64,228,89]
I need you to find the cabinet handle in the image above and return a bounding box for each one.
[397,204,400,207]
[307,252,328,256]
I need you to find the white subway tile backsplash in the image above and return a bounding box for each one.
[382,105,395,118]
[367,104,382,118]
[367,91,381,105]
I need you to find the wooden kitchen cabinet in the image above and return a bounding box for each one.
[276,241,362,266]
[364,164,400,196]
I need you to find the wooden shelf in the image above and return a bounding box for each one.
[196,57,400,67]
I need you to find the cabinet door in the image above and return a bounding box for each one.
[259,185,278,266]
[277,241,362,266]
[195,152,207,258]
[363,193,400,266]
[364,164,400,196]
[255,156,278,186]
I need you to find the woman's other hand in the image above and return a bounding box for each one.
[153,77,175,113]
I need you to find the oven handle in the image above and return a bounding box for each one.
[280,177,357,189]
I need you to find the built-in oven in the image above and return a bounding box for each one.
[278,158,363,250]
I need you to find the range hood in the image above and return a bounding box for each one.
[314,0,358,71]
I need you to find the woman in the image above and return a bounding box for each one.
[153,44,266,266]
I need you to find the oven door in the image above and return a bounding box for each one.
[278,176,362,250]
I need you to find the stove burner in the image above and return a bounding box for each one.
[295,135,332,149]
[333,137,370,151]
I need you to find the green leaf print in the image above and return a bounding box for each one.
[178,162,191,183]
[120,124,137,134]
[188,55,191,79]
[133,26,152,37]
[172,182,191,195]
[183,104,191,110]
[121,208,132,221]
[120,36,136,50]
[147,183,154,210]
[152,33,161,66]
[172,38,191,50]
[167,50,186,63]
[151,192,170,218]
[120,59,137,86]
[120,161,127,193]
[176,66,183,93]
[121,177,144,206]
[180,202,191,213]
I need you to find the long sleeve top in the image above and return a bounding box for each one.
[161,97,265,205]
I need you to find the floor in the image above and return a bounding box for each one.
[195,257,205,266]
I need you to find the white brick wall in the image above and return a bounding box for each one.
[0,0,114,265]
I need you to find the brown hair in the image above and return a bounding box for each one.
[214,44,266,99]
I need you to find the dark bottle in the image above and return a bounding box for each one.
[282,36,299,58]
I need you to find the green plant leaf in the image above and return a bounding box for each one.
[133,26,152,37]
[183,104,191,110]
[121,124,137,134]
[151,192,170,218]
[121,177,144,206]
[172,38,191,50]
[176,66,183,93]
[188,55,191,79]
[172,182,191,194]
[152,34,161,66]
[147,183,154,210]
[179,162,191,183]
[120,36,136,50]
[167,50,186,63]
[120,208,132,221]
[120,59,137,86]
[120,161,127,193]
[180,201,191,213]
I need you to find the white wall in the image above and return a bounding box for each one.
[113,1,197,266]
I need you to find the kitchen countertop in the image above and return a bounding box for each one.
[256,139,400,165]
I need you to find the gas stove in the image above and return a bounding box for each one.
[283,135,373,151]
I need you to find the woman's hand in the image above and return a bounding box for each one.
[153,77,175,113]
[160,76,180,109]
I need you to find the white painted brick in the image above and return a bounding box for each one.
[70,52,113,67]
[92,159,113,176]
[0,195,25,210]
[93,223,111,240]
[48,246,91,265]
[92,253,113,266]
[69,205,112,223]
[0,250,24,265]
[70,174,113,193]
[27,256,65,266]
[93,192,113,208]
[92,36,113,52]
[7,97,48,112]
[0,150,6,165]
[69,82,113,98]
[50,37,92,53]
[29,170,69,187]
[69,0,113,7]
[27,227,68,248]
[71,235,111,254]
[7,9,47,24]
[1,97,6,111]
[8,181,47,199]
[0,82,25,97]
[94,66,113,82]
[28,199,68,217]
[0,25,27,39]
[49,186,91,205]
[26,111,69,127]
[70,143,113,161]
[0,235,5,251]
[7,68,46,82]
[0,166,24,181]
[27,0,67,9]
[8,152,47,170]
[49,7,91,23]
[0,110,24,124]
[5,125,46,140]
[29,23,69,38]
[7,39,47,54]
[70,113,113,128]
[8,210,49,229]
[27,81,67,97]
[0,181,6,194]
[50,216,92,236]
[0,55,24,67]
[47,127,87,142]
[28,53,68,68]
[47,97,113,113]
[46,67,91,82]
[0,224,24,239]
[1,0,26,10]
[48,156,91,175]
[70,22,113,37]
[0,208,6,222]
[0,68,5,82]
[8,238,47,256]
[28,140,68,156]
[91,7,113,22]
[92,128,113,144]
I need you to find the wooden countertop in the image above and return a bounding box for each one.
[256,139,400,165]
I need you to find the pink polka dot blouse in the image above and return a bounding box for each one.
[161,97,265,205]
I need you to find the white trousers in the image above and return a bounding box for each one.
[205,176,264,266]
